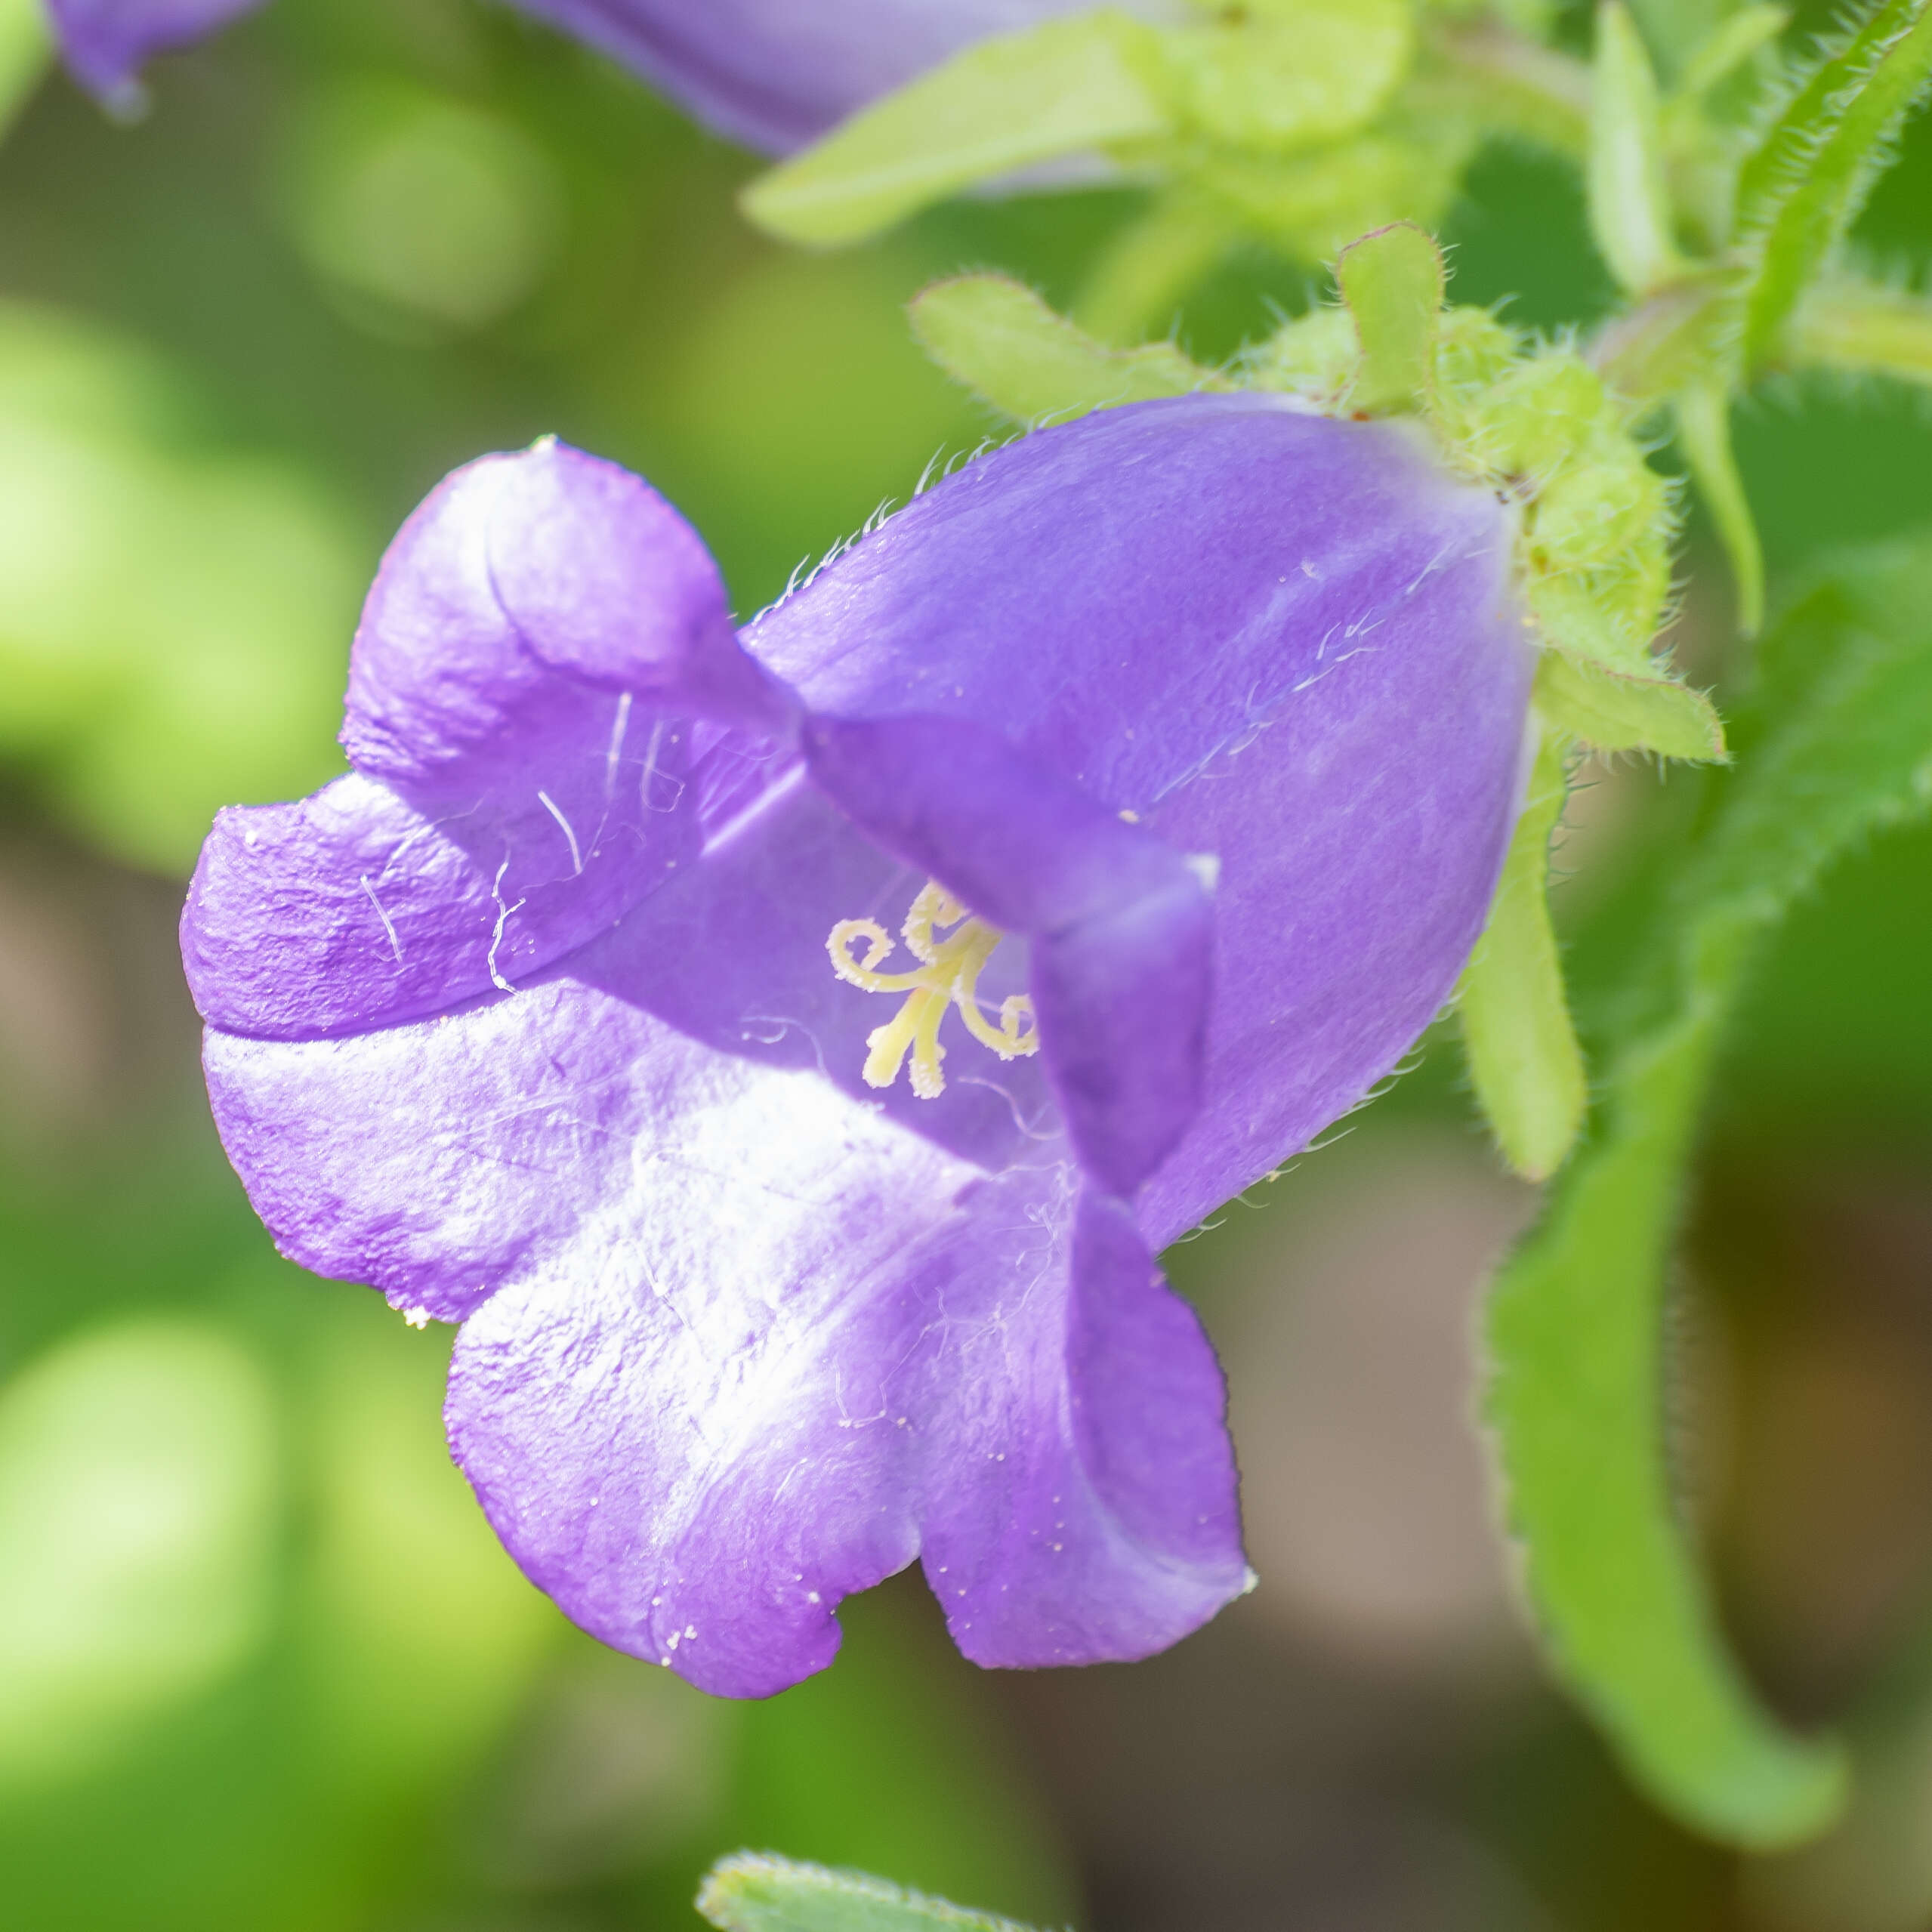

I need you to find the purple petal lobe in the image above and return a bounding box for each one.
[803,711,1211,1196]
[46,0,264,97]
[483,437,790,730]
[924,1188,1245,1669]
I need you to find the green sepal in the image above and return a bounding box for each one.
[1674,381,1765,634]
[1242,304,1361,407]
[1157,0,1412,155]
[1732,0,1932,373]
[1534,649,1728,761]
[739,12,1171,245]
[1588,1,1686,295]
[1455,723,1587,1180]
[1335,221,1445,412]
[909,273,1212,424]
[697,1853,1045,1932]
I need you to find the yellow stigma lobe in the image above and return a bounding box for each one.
[826,881,1038,1099]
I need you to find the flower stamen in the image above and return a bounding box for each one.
[827,881,1039,1098]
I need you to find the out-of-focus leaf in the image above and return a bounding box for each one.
[1457,726,1586,1181]
[1733,0,1932,372]
[1675,6,1789,101]
[0,304,363,872]
[739,14,1169,246]
[1588,1,1685,294]
[1674,381,1764,633]
[698,1853,1045,1932]
[1790,276,1932,387]
[909,274,1208,424]
[0,0,45,137]
[1487,531,1932,1848]
[1335,220,1444,411]
[0,1321,278,1792]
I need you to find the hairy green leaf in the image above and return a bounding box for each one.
[1457,726,1587,1180]
[909,275,1210,424]
[1487,533,1932,1847]
[740,13,1169,245]
[1589,1,1684,294]
[698,1854,1047,1932]
[1733,0,1932,371]
[1336,221,1444,412]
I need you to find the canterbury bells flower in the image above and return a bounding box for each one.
[47,0,1172,146]
[182,400,1532,1696]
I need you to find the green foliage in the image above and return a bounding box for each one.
[0,0,44,138]
[698,1853,1047,1932]
[1673,381,1764,634]
[0,305,362,873]
[1486,531,1932,1847]
[739,14,1169,248]
[1790,273,1932,387]
[1455,725,1587,1180]
[1733,0,1932,372]
[1588,1,1684,295]
[907,274,1211,425]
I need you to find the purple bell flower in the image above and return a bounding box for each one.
[182,398,1532,1696]
[48,0,1171,149]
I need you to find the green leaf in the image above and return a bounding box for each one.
[1457,726,1587,1180]
[697,1854,1048,1932]
[1589,1,1685,294]
[909,275,1210,424]
[1674,6,1789,101]
[1535,651,1727,759]
[1487,532,1932,1848]
[0,0,46,140]
[1335,221,1444,412]
[1733,0,1932,372]
[1674,381,1764,634]
[1788,274,1932,389]
[739,13,1170,245]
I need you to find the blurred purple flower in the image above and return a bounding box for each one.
[182,400,1531,1696]
[48,0,1168,147]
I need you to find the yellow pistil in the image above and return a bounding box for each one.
[826,881,1039,1099]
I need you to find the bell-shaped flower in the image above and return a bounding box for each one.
[182,399,1532,1696]
[45,0,1164,147]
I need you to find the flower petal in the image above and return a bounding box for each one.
[752,399,1534,1225]
[200,776,1052,1312]
[803,711,1210,1197]
[443,1133,1242,1696]
[187,442,795,1041]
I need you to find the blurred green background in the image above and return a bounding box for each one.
[3,1,1932,1927]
